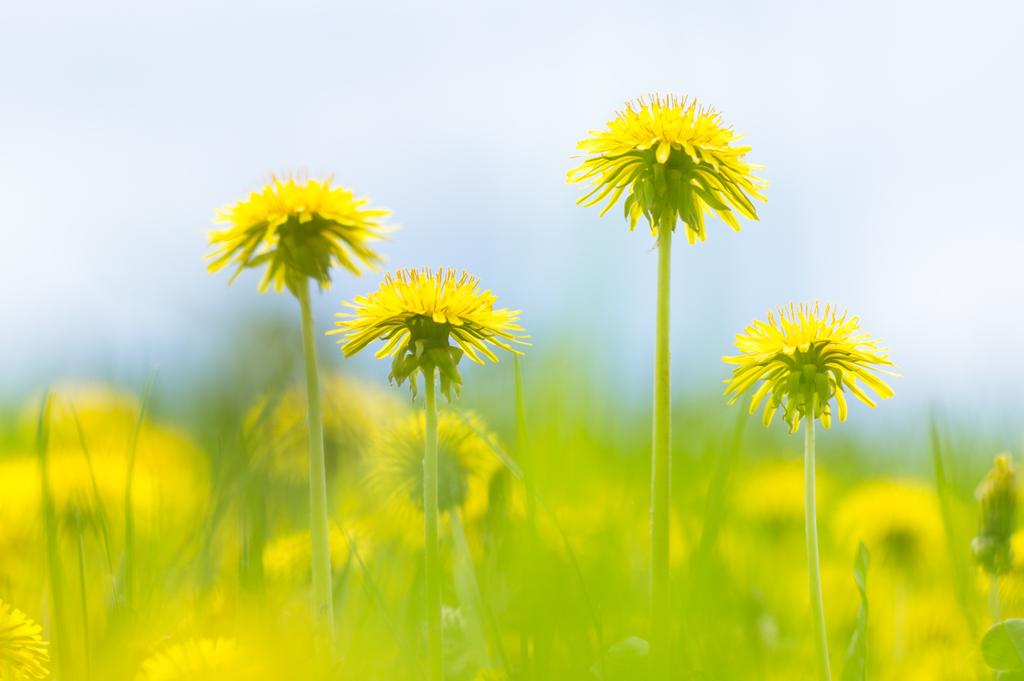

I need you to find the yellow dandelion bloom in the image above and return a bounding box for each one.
[568,94,766,243]
[0,600,48,680]
[832,481,944,576]
[244,372,406,483]
[366,410,500,531]
[330,268,528,398]
[724,303,896,432]
[137,638,258,681]
[207,175,391,295]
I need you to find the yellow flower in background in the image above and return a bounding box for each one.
[244,373,407,483]
[366,410,500,527]
[0,385,207,536]
[833,481,943,575]
[207,175,391,295]
[724,303,896,432]
[262,525,365,581]
[136,638,259,681]
[733,460,834,528]
[331,268,528,399]
[568,94,765,243]
[0,600,48,680]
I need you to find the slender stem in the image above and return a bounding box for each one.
[514,356,538,678]
[423,366,443,681]
[650,224,672,679]
[804,410,831,681]
[990,574,1002,623]
[37,393,72,681]
[76,523,91,681]
[297,281,335,650]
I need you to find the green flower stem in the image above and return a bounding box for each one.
[423,366,444,681]
[650,224,672,679]
[515,356,539,678]
[803,407,831,681]
[297,281,335,650]
[990,575,1002,623]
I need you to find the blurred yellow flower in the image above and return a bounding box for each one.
[568,94,765,243]
[0,599,48,680]
[365,410,500,534]
[136,638,259,681]
[733,460,833,528]
[244,372,406,483]
[207,175,391,295]
[832,481,943,576]
[331,267,527,398]
[724,303,896,432]
[262,525,364,581]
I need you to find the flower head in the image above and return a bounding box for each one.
[137,638,257,681]
[330,268,528,399]
[207,175,390,295]
[833,481,943,575]
[0,599,48,680]
[723,303,896,432]
[366,410,500,522]
[568,94,765,243]
[972,454,1018,575]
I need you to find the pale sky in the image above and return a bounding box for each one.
[2,0,1022,425]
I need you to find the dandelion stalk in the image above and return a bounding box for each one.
[569,95,765,679]
[297,280,336,648]
[206,174,391,646]
[37,392,71,681]
[422,366,443,681]
[650,221,672,677]
[514,356,539,678]
[803,396,831,681]
[723,303,896,681]
[331,266,528,681]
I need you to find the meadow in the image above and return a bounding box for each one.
[2,95,1022,681]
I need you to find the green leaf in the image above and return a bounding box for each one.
[999,672,1024,680]
[841,541,870,681]
[982,620,1024,671]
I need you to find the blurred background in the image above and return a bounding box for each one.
[2,0,1023,426]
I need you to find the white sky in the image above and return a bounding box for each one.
[2,0,1022,424]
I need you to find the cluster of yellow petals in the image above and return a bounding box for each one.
[569,94,765,243]
[207,176,390,293]
[331,268,527,365]
[0,599,49,680]
[724,303,896,432]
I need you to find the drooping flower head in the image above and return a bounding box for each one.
[972,454,1018,575]
[329,268,528,399]
[207,175,391,296]
[0,599,49,680]
[568,94,766,243]
[723,303,896,432]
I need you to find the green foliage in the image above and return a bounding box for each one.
[841,542,870,681]
[983,620,1024,672]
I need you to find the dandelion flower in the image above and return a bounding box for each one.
[833,481,943,575]
[330,267,528,399]
[136,638,257,681]
[207,175,391,295]
[568,94,765,243]
[367,410,500,530]
[0,600,48,680]
[724,303,896,433]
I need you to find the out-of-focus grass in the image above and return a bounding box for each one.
[0,326,1011,680]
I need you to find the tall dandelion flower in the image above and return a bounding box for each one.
[569,94,765,678]
[0,600,49,680]
[206,174,390,650]
[723,303,896,681]
[972,454,1018,621]
[331,267,526,681]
